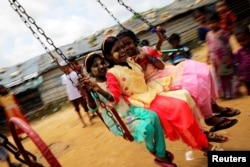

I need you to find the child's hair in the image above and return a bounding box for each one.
[68,56,76,63]
[116,29,139,45]
[140,39,150,46]
[84,53,103,73]
[234,25,250,36]
[101,36,119,68]
[193,6,207,18]
[206,12,220,22]
[168,33,181,42]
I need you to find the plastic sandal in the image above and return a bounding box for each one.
[215,108,241,117]
[150,150,174,163]
[209,118,238,132]
[154,159,178,167]
[204,131,229,143]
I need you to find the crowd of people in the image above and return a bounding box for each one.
[1,0,249,166]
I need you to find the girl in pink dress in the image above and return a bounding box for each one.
[116,28,239,133]
[206,12,234,99]
[102,36,209,152]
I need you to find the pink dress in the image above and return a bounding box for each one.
[141,46,217,119]
[106,59,208,150]
[206,30,234,97]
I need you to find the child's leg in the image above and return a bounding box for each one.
[79,97,94,124]
[144,112,166,158]
[223,75,233,98]
[245,81,250,95]
[71,99,87,127]
[220,76,227,97]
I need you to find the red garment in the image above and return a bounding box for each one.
[106,72,208,150]
[0,93,29,135]
[219,10,237,32]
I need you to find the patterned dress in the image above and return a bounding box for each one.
[106,59,208,150]
[88,82,166,157]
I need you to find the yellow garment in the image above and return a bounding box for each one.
[108,58,157,108]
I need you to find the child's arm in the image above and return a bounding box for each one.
[155,26,166,51]
[79,78,114,102]
[139,47,165,69]
[145,54,165,69]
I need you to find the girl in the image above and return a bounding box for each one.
[193,7,210,43]
[206,12,234,99]
[116,29,239,133]
[215,0,237,34]
[82,52,176,166]
[101,36,210,152]
[234,25,250,95]
[0,85,29,138]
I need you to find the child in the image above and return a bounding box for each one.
[234,25,250,95]
[0,85,29,138]
[116,28,239,133]
[193,7,210,43]
[102,36,213,153]
[216,0,237,34]
[167,33,192,65]
[68,56,82,73]
[82,52,176,166]
[60,61,93,127]
[206,12,234,99]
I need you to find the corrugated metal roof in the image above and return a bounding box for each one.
[0,0,228,92]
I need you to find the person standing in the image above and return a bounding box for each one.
[60,61,93,127]
[0,85,29,138]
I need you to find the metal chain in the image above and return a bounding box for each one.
[0,133,40,165]
[9,0,132,141]
[92,92,124,134]
[8,0,79,88]
[117,0,155,29]
[96,0,126,29]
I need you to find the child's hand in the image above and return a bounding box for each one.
[156,26,166,41]
[79,78,100,92]
[136,53,148,61]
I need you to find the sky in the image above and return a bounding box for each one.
[0,0,174,67]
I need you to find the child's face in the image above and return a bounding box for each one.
[61,65,70,73]
[169,39,180,48]
[216,2,228,14]
[110,40,129,65]
[90,57,107,78]
[119,36,137,57]
[194,12,206,24]
[235,34,250,48]
[207,20,220,31]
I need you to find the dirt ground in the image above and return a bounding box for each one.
[1,37,250,167]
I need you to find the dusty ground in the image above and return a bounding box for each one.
[1,37,250,167]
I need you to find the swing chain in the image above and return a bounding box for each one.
[117,0,155,29]
[96,0,126,29]
[0,133,41,165]
[9,0,83,89]
[93,93,125,135]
